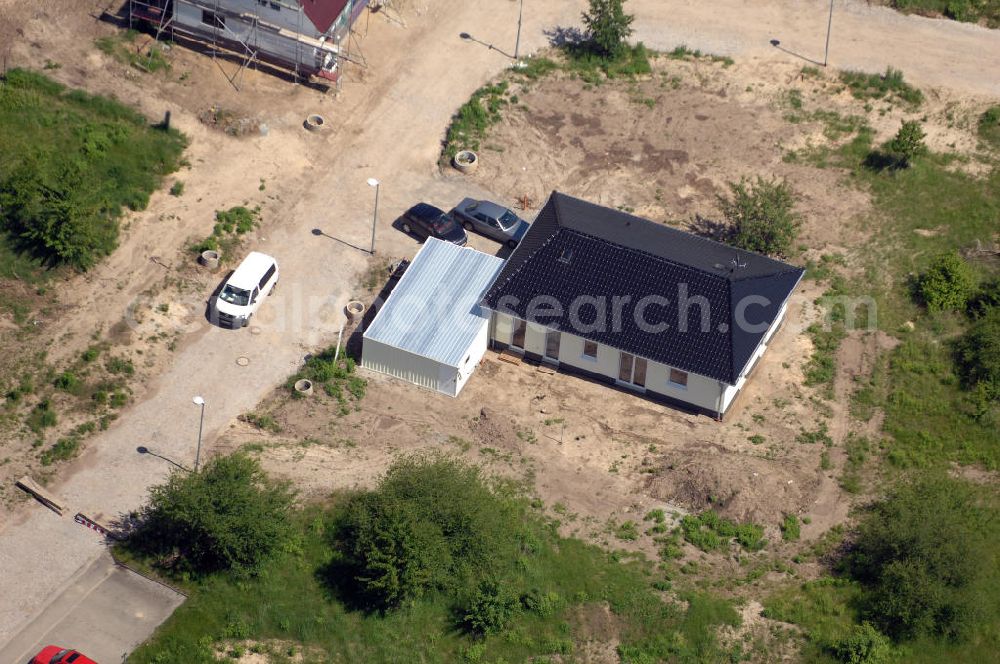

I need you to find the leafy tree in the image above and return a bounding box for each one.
[581,0,634,59]
[830,622,894,664]
[846,476,995,641]
[956,307,1000,420]
[917,251,977,311]
[334,455,528,610]
[885,120,927,167]
[131,453,295,577]
[717,176,800,257]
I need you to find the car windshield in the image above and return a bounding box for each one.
[498,210,519,229]
[219,284,251,306]
[432,214,458,233]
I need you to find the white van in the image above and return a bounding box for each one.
[213,251,279,329]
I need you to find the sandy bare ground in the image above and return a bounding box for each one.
[0,0,997,651]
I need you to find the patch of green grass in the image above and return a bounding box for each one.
[241,411,281,434]
[680,510,766,552]
[839,67,923,107]
[561,42,652,85]
[0,68,186,270]
[763,578,863,657]
[513,56,559,80]
[887,0,1000,27]
[169,180,184,196]
[95,30,171,73]
[443,81,512,159]
[26,398,57,432]
[106,356,134,376]
[615,520,640,541]
[978,105,1000,149]
[797,421,833,446]
[287,346,365,415]
[840,433,870,493]
[40,434,81,465]
[780,514,801,541]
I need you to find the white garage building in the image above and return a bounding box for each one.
[362,238,505,397]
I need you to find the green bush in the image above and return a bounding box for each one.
[27,398,57,432]
[333,455,528,610]
[781,514,801,541]
[129,453,295,578]
[846,476,996,641]
[717,176,800,257]
[40,435,81,466]
[443,82,510,158]
[955,307,1000,412]
[580,0,635,59]
[0,69,185,270]
[53,371,80,392]
[106,355,135,375]
[830,622,894,664]
[463,578,520,635]
[885,120,927,167]
[917,252,977,311]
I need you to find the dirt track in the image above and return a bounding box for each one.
[0,0,998,650]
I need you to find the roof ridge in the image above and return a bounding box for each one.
[564,227,732,282]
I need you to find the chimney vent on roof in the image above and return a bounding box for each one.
[558,248,574,264]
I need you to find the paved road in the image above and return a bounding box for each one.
[0,552,184,664]
[0,0,997,655]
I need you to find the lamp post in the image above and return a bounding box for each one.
[823,0,834,67]
[192,395,205,472]
[367,177,380,255]
[514,0,524,62]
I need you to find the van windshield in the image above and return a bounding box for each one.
[220,284,251,307]
[498,210,518,229]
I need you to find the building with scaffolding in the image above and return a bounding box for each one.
[129,0,368,84]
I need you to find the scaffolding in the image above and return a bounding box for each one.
[128,0,363,90]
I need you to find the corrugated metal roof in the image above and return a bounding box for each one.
[364,239,504,368]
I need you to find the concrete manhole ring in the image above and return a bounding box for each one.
[304,114,326,132]
[294,379,314,395]
[198,249,220,270]
[453,149,479,174]
[346,300,366,321]
[236,356,250,367]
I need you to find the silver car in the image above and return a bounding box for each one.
[449,198,530,248]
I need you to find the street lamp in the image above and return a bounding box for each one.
[367,177,380,255]
[823,0,834,67]
[514,0,524,62]
[192,395,205,472]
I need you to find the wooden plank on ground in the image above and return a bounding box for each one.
[499,350,523,365]
[16,476,66,515]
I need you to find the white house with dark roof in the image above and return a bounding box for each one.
[480,192,804,419]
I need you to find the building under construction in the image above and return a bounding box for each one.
[129,0,368,83]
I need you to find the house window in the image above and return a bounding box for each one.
[201,9,225,28]
[582,340,598,360]
[511,318,526,350]
[269,1,281,10]
[545,330,560,360]
[618,353,647,388]
[668,368,688,389]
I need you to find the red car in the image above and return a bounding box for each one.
[31,645,97,664]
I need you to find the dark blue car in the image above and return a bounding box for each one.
[401,203,468,245]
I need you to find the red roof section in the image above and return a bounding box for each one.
[299,0,350,34]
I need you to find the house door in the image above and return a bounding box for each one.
[544,330,560,362]
[618,352,647,389]
[511,318,526,351]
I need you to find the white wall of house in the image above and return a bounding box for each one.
[490,300,791,417]
[362,339,449,394]
[454,323,490,396]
